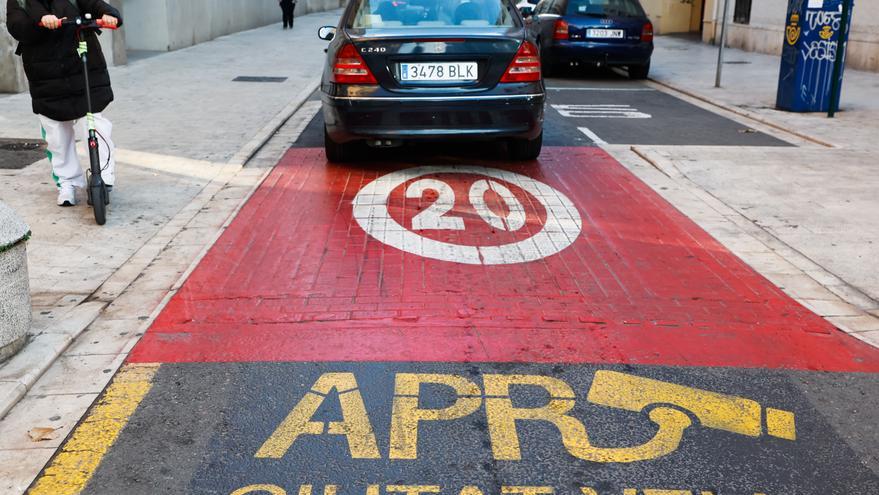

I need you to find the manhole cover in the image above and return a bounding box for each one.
[0,138,46,170]
[232,76,288,83]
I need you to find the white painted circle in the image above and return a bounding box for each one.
[353,166,583,265]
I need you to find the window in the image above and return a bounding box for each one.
[733,0,752,25]
[349,0,518,28]
[545,0,564,15]
[566,0,645,18]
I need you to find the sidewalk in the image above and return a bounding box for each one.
[0,11,338,493]
[0,11,336,162]
[625,35,879,335]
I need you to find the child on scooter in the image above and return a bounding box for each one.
[6,0,121,206]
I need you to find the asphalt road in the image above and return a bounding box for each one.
[84,363,879,495]
[293,70,791,152]
[28,71,879,495]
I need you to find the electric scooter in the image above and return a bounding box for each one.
[40,14,118,225]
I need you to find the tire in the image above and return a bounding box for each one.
[90,183,107,226]
[509,131,543,161]
[628,60,650,80]
[324,127,357,163]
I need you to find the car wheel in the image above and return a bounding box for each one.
[509,131,543,161]
[324,127,357,162]
[628,60,650,80]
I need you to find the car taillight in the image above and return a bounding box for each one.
[500,41,541,83]
[553,19,569,40]
[641,22,654,42]
[331,43,377,84]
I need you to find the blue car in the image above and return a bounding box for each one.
[523,0,653,78]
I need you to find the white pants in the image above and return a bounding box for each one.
[39,113,116,188]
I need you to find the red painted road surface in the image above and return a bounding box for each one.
[130,147,879,371]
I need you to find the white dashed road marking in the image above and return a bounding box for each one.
[552,104,652,119]
[577,127,607,145]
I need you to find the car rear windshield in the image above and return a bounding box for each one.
[566,0,645,17]
[349,0,518,28]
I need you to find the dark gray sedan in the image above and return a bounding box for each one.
[318,0,545,161]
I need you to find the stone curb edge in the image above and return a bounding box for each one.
[0,301,106,419]
[622,145,879,349]
[229,76,322,166]
[646,78,837,149]
[0,78,321,422]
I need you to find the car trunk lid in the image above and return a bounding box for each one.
[347,28,524,92]
[566,14,646,43]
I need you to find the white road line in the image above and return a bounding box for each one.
[546,87,656,91]
[552,104,652,119]
[578,127,607,145]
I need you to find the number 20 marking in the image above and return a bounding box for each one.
[407,178,526,232]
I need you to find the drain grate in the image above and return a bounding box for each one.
[233,76,288,83]
[724,60,752,65]
[0,139,46,170]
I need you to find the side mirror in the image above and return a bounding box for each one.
[318,26,336,41]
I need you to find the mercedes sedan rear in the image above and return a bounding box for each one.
[318,0,545,162]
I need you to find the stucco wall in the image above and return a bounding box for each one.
[703,0,879,71]
[641,0,703,35]
[126,0,345,52]
[0,1,29,93]
[2,0,344,93]
[1,0,126,93]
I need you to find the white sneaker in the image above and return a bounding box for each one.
[57,184,77,207]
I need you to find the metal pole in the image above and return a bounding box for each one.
[828,0,851,118]
[714,0,731,88]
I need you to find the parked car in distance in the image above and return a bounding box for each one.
[524,0,653,79]
[318,0,546,162]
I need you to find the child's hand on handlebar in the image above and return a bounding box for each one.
[40,15,66,29]
[101,15,119,28]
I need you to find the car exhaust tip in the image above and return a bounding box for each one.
[368,139,402,148]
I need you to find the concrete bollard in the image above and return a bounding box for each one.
[0,201,31,363]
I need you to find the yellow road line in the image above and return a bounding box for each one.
[29,363,159,495]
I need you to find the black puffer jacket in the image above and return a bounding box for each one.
[6,0,123,121]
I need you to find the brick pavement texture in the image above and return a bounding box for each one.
[130,147,879,371]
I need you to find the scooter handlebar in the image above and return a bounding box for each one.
[38,18,118,30]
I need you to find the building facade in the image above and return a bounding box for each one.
[640,0,878,72]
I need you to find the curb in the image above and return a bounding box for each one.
[0,301,105,419]
[623,145,879,350]
[229,76,322,166]
[0,79,320,422]
[646,78,837,149]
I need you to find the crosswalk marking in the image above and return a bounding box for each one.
[552,104,652,119]
[577,127,607,145]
